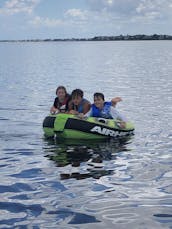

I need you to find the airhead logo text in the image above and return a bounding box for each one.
[90,126,133,137]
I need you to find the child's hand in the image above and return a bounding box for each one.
[68,110,78,115]
[111,97,122,106]
[119,121,126,129]
[50,107,59,114]
[116,121,126,129]
[77,113,84,119]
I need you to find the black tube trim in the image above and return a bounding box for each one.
[43,116,56,128]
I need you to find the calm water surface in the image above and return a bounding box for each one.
[0,41,172,228]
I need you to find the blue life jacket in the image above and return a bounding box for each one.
[73,98,89,113]
[91,102,113,119]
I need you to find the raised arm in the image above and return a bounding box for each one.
[111,97,122,107]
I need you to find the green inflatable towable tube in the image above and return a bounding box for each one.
[43,113,134,140]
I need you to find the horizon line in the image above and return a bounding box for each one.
[1,34,172,42]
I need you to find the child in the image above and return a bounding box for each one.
[85,92,127,128]
[68,89,91,115]
[50,86,70,114]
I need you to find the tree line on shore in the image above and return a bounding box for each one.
[1,34,172,42]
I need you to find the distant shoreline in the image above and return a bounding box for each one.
[1,34,172,42]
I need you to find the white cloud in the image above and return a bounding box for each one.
[64,8,88,20]
[27,8,90,29]
[0,0,40,15]
[29,16,64,27]
[135,0,172,22]
[87,0,138,15]
[136,1,162,14]
[87,0,172,20]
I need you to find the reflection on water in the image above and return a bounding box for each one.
[43,137,133,180]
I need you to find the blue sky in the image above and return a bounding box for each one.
[0,0,172,40]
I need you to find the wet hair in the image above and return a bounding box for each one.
[56,86,67,96]
[94,92,105,101]
[71,89,84,99]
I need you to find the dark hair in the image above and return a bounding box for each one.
[94,92,104,101]
[56,86,67,95]
[71,89,84,98]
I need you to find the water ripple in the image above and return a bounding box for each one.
[0,183,35,193]
[0,41,172,228]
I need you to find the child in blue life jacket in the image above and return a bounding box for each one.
[68,89,91,115]
[84,92,127,128]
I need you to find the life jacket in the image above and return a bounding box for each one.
[73,98,89,113]
[54,94,70,111]
[91,102,112,119]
